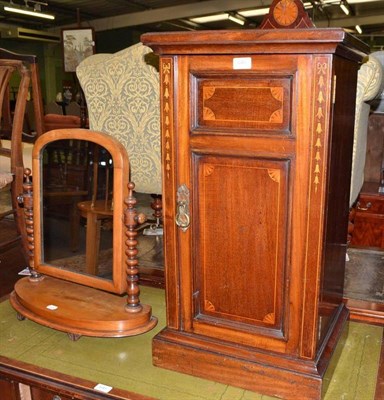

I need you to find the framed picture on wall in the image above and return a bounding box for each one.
[62,28,95,72]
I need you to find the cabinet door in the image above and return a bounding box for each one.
[193,154,290,341]
[166,54,332,356]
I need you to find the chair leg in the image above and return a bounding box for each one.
[143,194,163,236]
[150,194,162,228]
[85,212,101,276]
[347,206,356,245]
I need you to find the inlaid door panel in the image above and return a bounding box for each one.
[188,55,299,136]
[193,76,292,133]
[191,154,291,345]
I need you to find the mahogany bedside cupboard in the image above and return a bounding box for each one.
[142,26,368,400]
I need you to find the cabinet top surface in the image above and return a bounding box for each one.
[141,28,368,59]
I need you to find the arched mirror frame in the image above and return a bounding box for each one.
[32,129,128,294]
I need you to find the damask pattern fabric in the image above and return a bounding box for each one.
[370,51,384,114]
[77,43,161,194]
[350,54,383,206]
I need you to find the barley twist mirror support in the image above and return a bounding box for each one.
[10,129,157,340]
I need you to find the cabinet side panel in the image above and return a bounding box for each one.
[318,57,360,348]
[299,55,333,359]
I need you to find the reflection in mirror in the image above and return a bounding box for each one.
[41,139,114,281]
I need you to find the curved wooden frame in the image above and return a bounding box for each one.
[32,128,128,294]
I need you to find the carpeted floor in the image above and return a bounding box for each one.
[49,233,163,279]
[345,248,384,303]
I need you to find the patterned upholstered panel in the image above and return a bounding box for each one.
[350,54,383,206]
[77,43,161,195]
[370,51,384,114]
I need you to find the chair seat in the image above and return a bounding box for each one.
[0,171,13,188]
[0,140,34,172]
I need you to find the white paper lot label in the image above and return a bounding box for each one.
[94,383,113,393]
[233,57,252,69]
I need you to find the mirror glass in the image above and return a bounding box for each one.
[33,130,128,294]
[41,139,113,280]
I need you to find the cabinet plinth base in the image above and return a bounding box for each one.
[10,276,157,338]
[153,306,349,400]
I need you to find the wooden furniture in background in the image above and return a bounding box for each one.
[43,113,84,131]
[351,113,384,248]
[351,182,384,248]
[0,48,45,139]
[0,51,32,256]
[142,1,368,397]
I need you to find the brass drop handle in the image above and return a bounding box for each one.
[357,201,372,211]
[176,184,190,232]
[176,200,190,230]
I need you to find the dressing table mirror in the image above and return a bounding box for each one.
[10,129,157,340]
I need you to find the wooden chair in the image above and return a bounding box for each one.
[0,48,45,255]
[66,101,81,117]
[0,48,45,139]
[0,54,31,254]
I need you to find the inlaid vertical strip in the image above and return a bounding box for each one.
[159,57,180,330]
[300,56,332,360]
[313,61,328,193]
[161,59,173,180]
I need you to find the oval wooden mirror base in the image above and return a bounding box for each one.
[10,276,158,340]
